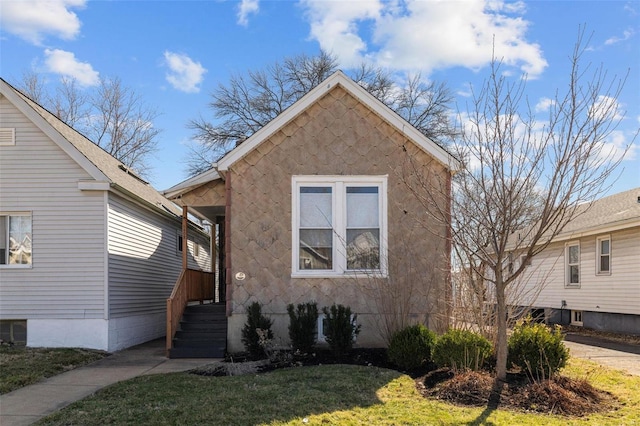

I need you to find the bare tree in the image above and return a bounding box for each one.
[406,29,635,381]
[85,77,160,176]
[15,73,160,177]
[186,50,457,176]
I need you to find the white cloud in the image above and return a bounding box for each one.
[535,97,555,113]
[44,49,99,86]
[598,130,636,163]
[605,28,634,45]
[0,0,86,45]
[163,51,207,93]
[237,0,260,27]
[590,95,625,122]
[301,0,547,78]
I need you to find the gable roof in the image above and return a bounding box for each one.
[554,187,640,240]
[217,70,458,172]
[165,71,458,198]
[0,77,181,217]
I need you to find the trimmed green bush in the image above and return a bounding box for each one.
[387,324,436,370]
[241,302,273,359]
[287,302,319,353]
[322,304,361,357]
[432,329,492,372]
[508,318,569,381]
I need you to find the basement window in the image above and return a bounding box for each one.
[0,320,27,345]
[571,310,583,326]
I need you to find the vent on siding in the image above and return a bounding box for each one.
[0,128,15,146]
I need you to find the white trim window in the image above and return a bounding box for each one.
[565,241,580,287]
[571,310,583,326]
[0,213,32,267]
[596,235,611,275]
[292,176,387,277]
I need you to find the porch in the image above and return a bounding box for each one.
[164,171,229,358]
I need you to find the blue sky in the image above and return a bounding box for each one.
[1,0,638,194]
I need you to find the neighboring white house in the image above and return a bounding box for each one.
[0,78,211,351]
[518,188,640,335]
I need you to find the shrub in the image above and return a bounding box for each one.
[508,318,569,381]
[321,304,361,357]
[241,302,273,359]
[287,302,319,353]
[432,329,492,372]
[387,324,436,370]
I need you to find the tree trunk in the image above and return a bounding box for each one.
[495,281,508,381]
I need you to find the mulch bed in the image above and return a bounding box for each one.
[191,347,619,417]
[417,368,619,416]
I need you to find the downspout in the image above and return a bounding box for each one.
[182,206,188,270]
[225,172,232,317]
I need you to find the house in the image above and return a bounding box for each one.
[516,188,640,335]
[0,78,212,351]
[164,71,457,353]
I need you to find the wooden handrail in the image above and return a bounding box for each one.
[166,268,215,355]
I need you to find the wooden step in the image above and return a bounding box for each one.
[169,346,225,358]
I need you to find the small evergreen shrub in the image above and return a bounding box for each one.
[241,302,273,359]
[432,329,492,372]
[287,302,319,353]
[508,318,569,381]
[322,304,361,357]
[387,324,436,370]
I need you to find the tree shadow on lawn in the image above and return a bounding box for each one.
[37,364,405,426]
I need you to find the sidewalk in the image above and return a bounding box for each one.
[0,339,221,426]
[563,332,640,376]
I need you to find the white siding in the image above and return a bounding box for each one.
[527,226,640,315]
[0,96,106,320]
[107,194,211,318]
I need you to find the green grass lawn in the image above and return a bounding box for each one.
[0,346,107,394]
[36,358,640,426]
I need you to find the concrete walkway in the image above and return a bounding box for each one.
[563,332,640,376]
[0,339,221,426]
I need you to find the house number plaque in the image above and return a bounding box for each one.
[235,272,246,281]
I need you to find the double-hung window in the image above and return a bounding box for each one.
[0,213,32,266]
[596,235,611,275]
[293,176,387,276]
[565,241,580,287]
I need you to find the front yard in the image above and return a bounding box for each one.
[34,359,640,425]
[0,345,107,394]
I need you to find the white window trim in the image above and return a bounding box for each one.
[565,241,580,287]
[571,310,583,326]
[0,212,32,269]
[596,235,611,276]
[291,175,388,278]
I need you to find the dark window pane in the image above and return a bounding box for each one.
[300,229,332,270]
[346,229,380,270]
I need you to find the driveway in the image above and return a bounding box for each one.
[563,332,640,376]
